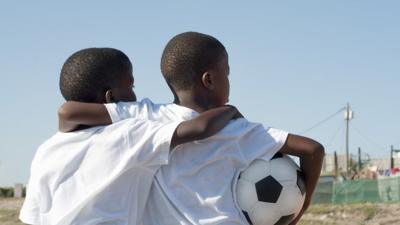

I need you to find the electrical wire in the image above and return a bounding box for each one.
[325,123,344,149]
[299,106,346,134]
[351,124,386,150]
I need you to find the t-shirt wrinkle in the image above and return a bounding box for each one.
[20,117,179,225]
[104,99,289,225]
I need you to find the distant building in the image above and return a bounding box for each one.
[369,158,400,170]
[321,154,346,174]
[321,153,400,174]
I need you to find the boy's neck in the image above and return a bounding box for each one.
[173,91,215,113]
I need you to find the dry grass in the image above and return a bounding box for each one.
[0,198,23,225]
[299,202,400,225]
[1,198,399,225]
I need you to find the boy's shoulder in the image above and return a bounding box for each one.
[107,98,191,122]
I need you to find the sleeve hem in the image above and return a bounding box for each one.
[153,122,181,165]
[261,128,289,161]
[104,103,120,123]
[19,213,40,225]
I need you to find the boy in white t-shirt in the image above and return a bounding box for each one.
[20,48,240,225]
[59,33,325,225]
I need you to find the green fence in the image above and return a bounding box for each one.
[312,177,400,204]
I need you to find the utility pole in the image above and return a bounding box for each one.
[358,147,362,170]
[390,145,400,169]
[334,151,339,179]
[344,103,353,174]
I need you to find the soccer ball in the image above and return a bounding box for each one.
[236,153,306,225]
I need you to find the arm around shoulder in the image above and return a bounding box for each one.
[170,105,240,149]
[58,101,112,132]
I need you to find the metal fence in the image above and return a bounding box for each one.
[312,177,400,204]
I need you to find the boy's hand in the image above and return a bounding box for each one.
[225,105,244,119]
[289,198,311,225]
[233,110,244,119]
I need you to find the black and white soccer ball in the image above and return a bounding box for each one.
[236,153,306,225]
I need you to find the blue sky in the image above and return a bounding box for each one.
[1,1,399,186]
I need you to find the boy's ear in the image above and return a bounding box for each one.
[201,72,214,90]
[105,90,114,103]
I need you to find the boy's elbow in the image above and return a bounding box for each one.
[312,142,325,158]
[58,120,76,133]
[58,106,74,132]
[58,103,78,122]
[58,105,69,120]
[59,125,69,133]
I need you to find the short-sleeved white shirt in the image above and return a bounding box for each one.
[20,118,180,225]
[106,99,289,225]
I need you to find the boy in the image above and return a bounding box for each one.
[20,47,240,225]
[60,33,324,225]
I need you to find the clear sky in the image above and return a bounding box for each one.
[1,1,399,186]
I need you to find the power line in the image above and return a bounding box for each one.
[383,141,400,149]
[299,106,346,134]
[325,123,344,149]
[351,124,385,150]
[374,142,400,152]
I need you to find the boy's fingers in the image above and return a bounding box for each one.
[233,111,244,119]
[289,209,304,225]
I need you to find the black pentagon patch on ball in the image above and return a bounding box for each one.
[271,152,284,160]
[255,175,283,203]
[274,213,295,225]
[296,170,306,195]
[242,210,253,225]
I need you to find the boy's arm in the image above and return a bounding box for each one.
[279,134,325,225]
[170,106,240,149]
[58,101,112,132]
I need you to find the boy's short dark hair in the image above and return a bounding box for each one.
[161,32,226,91]
[60,48,131,102]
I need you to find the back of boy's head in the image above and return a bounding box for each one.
[60,48,131,102]
[161,32,226,91]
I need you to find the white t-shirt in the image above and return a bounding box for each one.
[20,118,180,225]
[106,99,289,225]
